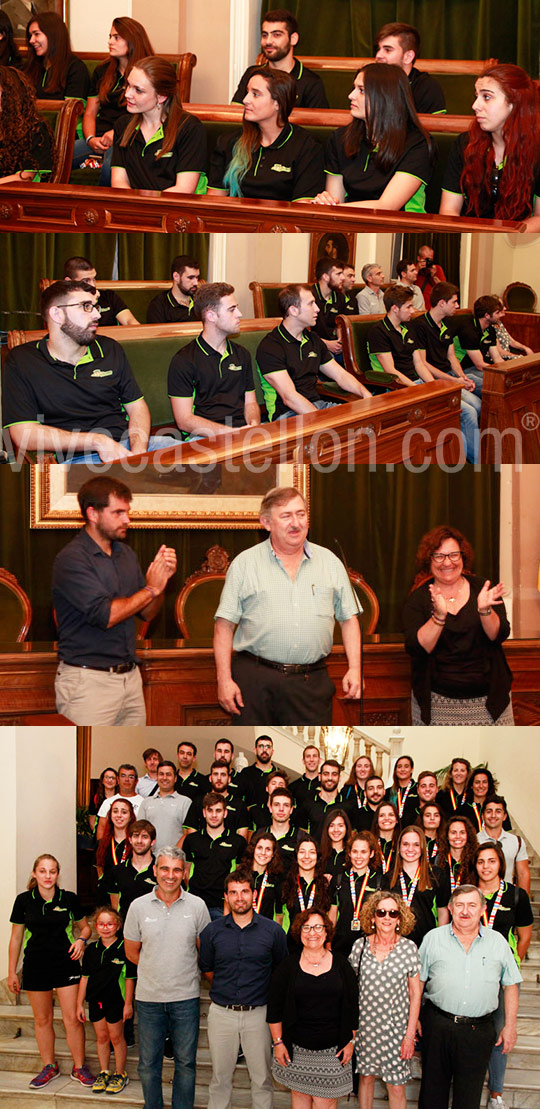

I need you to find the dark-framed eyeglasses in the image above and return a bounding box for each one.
[56,301,101,314]
[432,550,462,564]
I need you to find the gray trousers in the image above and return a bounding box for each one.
[207,1002,273,1109]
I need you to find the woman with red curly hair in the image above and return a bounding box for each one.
[440,64,540,227]
[402,525,513,725]
[0,65,54,183]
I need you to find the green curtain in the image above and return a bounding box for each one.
[0,232,209,334]
[0,465,499,641]
[261,0,540,72]
[402,232,461,287]
[309,466,500,635]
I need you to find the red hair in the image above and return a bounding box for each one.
[461,64,540,220]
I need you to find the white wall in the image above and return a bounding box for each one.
[1,727,78,980]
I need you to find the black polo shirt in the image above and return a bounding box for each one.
[411,311,453,372]
[452,314,497,371]
[301,796,354,840]
[2,335,143,441]
[387,868,443,946]
[209,122,325,201]
[343,292,358,315]
[367,316,418,381]
[81,937,137,1001]
[147,289,194,324]
[350,805,380,833]
[112,112,207,191]
[408,67,446,115]
[105,857,156,917]
[256,323,333,420]
[238,762,279,808]
[183,829,246,907]
[331,868,384,951]
[232,59,329,109]
[168,335,255,432]
[175,768,207,800]
[32,54,90,100]
[443,131,540,219]
[325,126,431,210]
[186,793,249,834]
[96,289,129,327]
[311,283,348,341]
[10,887,84,960]
[289,773,319,807]
[52,527,146,667]
[251,870,284,919]
[89,63,126,135]
[270,829,298,872]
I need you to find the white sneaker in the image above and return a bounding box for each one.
[488,1097,507,1109]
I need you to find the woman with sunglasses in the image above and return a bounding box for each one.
[268,907,358,1107]
[474,841,533,1109]
[349,891,421,1109]
[403,525,513,725]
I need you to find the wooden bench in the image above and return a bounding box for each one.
[4,320,463,465]
[77,52,197,102]
[36,98,85,184]
[292,55,497,115]
[0,182,526,236]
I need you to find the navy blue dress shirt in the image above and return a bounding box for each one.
[199,912,288,1007]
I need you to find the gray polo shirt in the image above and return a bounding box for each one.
[138,792,193,851]
[124,888,210,1002]
[214,537,359,664]
[356,286,385,315]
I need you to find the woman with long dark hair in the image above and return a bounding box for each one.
[417,802,445,866]
[0,10,22,67]
[436,756,471,817]
[372,801,400,876]
[235,830,284,921]
[208,67,324,200]
[8,854,94,1089]
[281,837,331,948]
[340,754,375,810]
[440,64,540,227]
[95,798,134,880]
[24,12,89,100]
[436,815,478,921]
[386,755,418,825]
[0,66,54,183]
[72,17,154,186]
[330,831,383,955]
[462,766,498,832]
[88,768,118,833]
[320,809,352,879]
[403,525,513,725]
[111,56,206,192]
[313,62,432,210]
[387,826,441,946]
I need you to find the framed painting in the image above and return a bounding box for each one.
[30,463,310,529]
[308,232,356,280]
[5,0,67,40]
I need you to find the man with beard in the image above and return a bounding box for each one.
[183,761,249,838]
[106,819,157,917]
[311,258,347,358]
[52,476,176,725]
[199,872,288,1109]
[351,775,387,831]
[63,256,139,326]
[238,738,279,810]
[2,281,177,463]
[146,255,201,324]
[231,8,328,109]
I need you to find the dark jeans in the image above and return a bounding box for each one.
[419,1000,496,1109]
[232,651,336,724]
[137,997,200,1109]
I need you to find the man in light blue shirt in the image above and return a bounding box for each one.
[213,485,361,724]
[418,885,521,1109]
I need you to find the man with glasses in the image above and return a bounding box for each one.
[2,280,176,463]
[237,736,279,810]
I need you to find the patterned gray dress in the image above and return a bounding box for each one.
[349,935,420,1084]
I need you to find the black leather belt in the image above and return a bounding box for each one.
[224,1004,256,1011]
[430,1002,495,1025]
[243,651,327,675]
[69,662,137,675]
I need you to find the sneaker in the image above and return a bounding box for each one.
[70,1063,96,1086]
[29,1063,60,1089]
[106,1072,129,1095]
[92,1070,111,1092]
[488,1098,508,1109]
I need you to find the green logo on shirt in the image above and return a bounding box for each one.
[271,163,292,173]
[91,369,113,377]
[227,363,242,372]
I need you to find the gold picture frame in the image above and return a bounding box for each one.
[30,463,310,529]
[8,0,67,41]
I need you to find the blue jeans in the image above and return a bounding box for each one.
[276,398,337,420]
[137,997,200,1109]
[66,434,180,465]
[460,396,480,463]
[464,368,484,398]
[72,138,113,186]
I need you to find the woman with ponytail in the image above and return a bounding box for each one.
[111,56,206,192]
[440,64,540,227]
[208,67,324,201]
